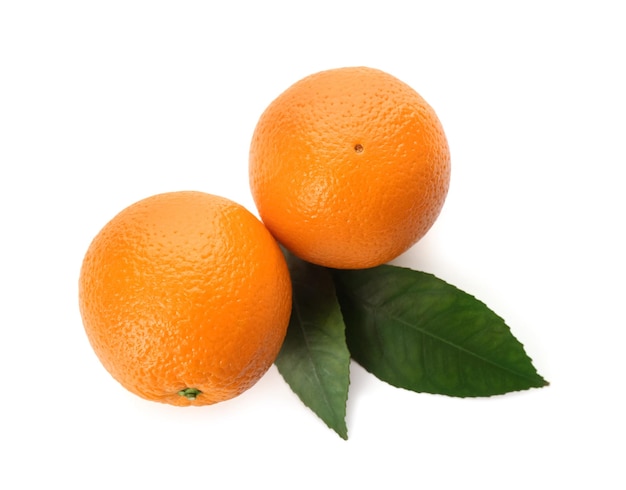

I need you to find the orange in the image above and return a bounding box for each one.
[78,191,292,406]
[249,66,451,269]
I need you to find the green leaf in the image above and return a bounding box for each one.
[333,265,548,397]
[275,251,351,439]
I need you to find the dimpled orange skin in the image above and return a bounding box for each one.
[249,66,451,269]
[78,191,292,406]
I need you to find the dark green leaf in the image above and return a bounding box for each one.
[275,251,351,439]
[333,265,548,397]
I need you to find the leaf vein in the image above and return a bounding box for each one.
[291,293,341,416]
[364,298,538,382]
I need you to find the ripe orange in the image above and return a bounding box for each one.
[249,66,451,269]
[78,191,292,406]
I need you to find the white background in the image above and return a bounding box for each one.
[1,1,624,488]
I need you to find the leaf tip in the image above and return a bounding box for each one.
[335,427,349,441]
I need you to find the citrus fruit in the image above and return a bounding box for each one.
[249,66,451,269]
[78,191,292,406]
